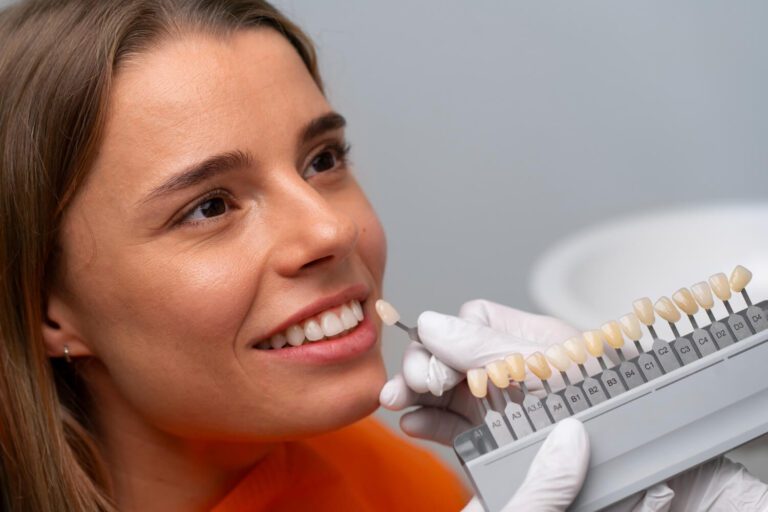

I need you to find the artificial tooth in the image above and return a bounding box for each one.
[304,319,324,341]
[691,281,715,309]
[545,345,572,372]
[320,311,344,337]
[619,313,643,341]
[350,300,364,321]
[286,325,305,346]
[374,299,399,326]
[526,352,552,381]
[504,353,527,382]
[672,288,699,316]
[583,330,606,357]
[270,333,288,349]
[563,336,588,365]
[654,296,681,323]
[632,297,656,326]
[467,368,489,398]
[601,321,625,349]
[709,273,732,301]
[340,305,358,330]
[485,360,510,388]
[730,265,752,292]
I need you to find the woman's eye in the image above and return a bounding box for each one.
[178,193,230,226]
[303,142,350,179]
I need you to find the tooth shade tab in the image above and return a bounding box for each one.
[563,336,588,364]
[619,314,642,341]
[504,353,527,382]
[730,265,753,292]
[545,345,572,372]
[654,296,681,323]
[601,321,625,349]
[526,352,552,380]
[691,281,715,309]
[583,330,606,357]
[486,360,510,388]
[709,273,732,301]
[672,288,699,316]
[467,368,489,398]
[375,299,400,326]
[633,298,655,325]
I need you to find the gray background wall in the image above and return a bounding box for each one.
[3,0,767,480]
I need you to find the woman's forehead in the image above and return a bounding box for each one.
[91,28,328,197]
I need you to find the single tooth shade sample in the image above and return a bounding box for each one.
[619,313,642,341]
[601,321,625,349]
[467,368,489,398]
[709,273,732,301]
[545,345,572,372]
[672,288,699,315]
[691,281,715,309]
[583,330,606,357]
[730,265,753,292]
[633,297,656,325]
[563,336,588,365]
[654,296,681,323]
[526,352,552,380]
[485,360,510,388]
[504,353,527,382]
[375,300,400,326]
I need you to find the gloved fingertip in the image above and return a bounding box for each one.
[378,379,401,409]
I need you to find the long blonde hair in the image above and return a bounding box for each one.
[0,1,321,509]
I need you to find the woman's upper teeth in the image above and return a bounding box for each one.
[256,299,364,350]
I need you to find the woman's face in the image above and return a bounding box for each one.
[51,28,387,441]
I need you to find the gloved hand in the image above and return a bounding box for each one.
[462,418,590,512]
[379,299,580,444]
[607,456,768,512]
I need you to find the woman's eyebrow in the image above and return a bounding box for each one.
[137,112,346,206]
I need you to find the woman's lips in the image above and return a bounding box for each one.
[251,312,377,365]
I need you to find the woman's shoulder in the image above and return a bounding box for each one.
[304,416,470,508]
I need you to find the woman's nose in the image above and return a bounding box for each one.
[269,179,358,277]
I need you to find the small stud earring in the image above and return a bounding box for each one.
[63,344,71,363]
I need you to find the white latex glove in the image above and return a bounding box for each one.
[606,456,768,511]
[379,299,579,444]
[461,418,590,512]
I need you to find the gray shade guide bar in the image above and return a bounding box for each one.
[651,338,682,372]
[545,393,571,421]
[728,314,753,340]
[455,301,768,512]
[617,361,645,388]
[636,353,664,381]
[690,328,717,356]
[580,377,608,405]
[747,305,768,332]
[709,321,734,348]
[672,337,699,364]
[600,368,626,398]
[522,394,552,430]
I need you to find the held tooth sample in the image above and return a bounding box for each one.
[526,352,569,422]
[673,287,718,355]
[546,345,589,413]
[601,321,646,388]
[655,296,700,364]
[619,313,663,380]
[710,272,750,341]
[374,300,421,342]
[564,336,608,405]
[486,359,534,438]
[467,368,515,447]
[506,353,551,431]
[692,281,735,347]
[584,330,626,398]
[633,297,682,372]
[731,265,768,332]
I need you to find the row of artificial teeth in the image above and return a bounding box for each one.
[254,300,364,350]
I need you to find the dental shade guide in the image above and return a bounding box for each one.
[380,265,768,511]
[374,299,421,343]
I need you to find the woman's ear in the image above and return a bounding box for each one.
[41,291,94,360]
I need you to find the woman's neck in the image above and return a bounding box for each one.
[84,363,274,512]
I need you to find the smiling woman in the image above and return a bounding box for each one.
[0,1,467,511]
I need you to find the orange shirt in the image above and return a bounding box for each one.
[212,417,470,511]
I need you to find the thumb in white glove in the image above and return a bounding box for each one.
[462,418,590,512]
